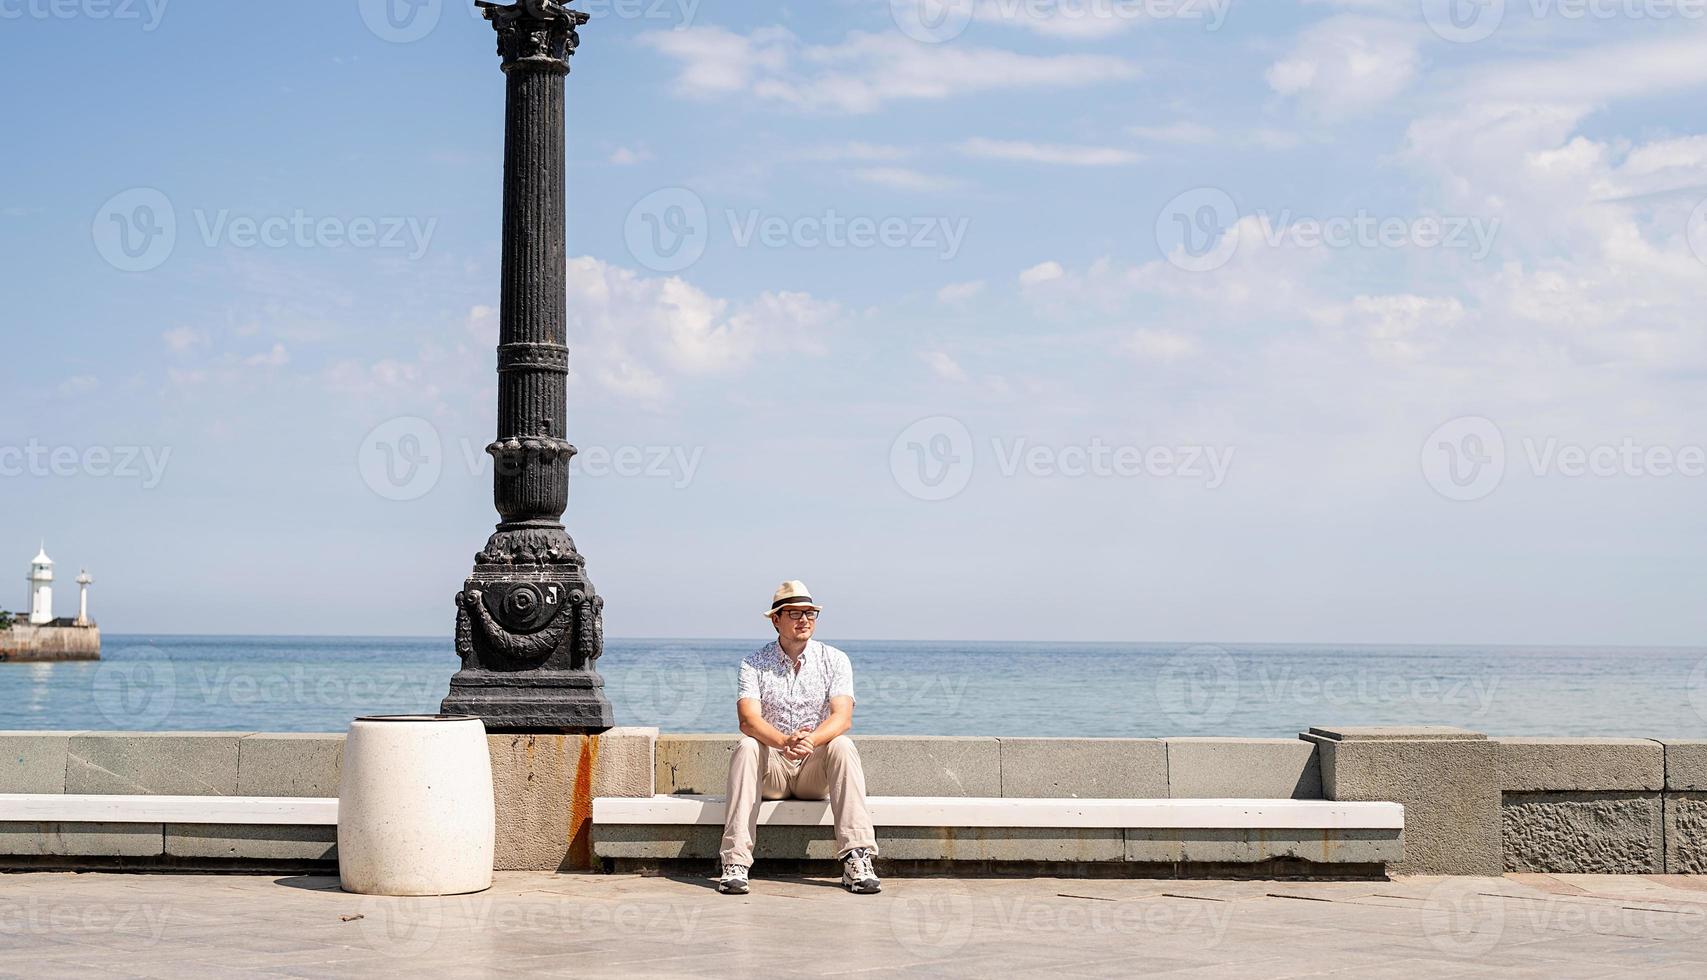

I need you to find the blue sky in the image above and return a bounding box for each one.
[4,1,1707,644]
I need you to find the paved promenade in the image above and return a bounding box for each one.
[2,871,1706,978]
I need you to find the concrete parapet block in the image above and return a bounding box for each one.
[658,735,1009,799]
[998,738,1166,798]
[0,822,164,857]
[1666,792,1707,874]
[65,733,250,796]
[237,734,343,798]
[1660,740,1707,791]
[1123,828,1400,865]
[1493,737,1663,791]
[165,824,336,862]
[1165,738,1321,799]
[591,727,657,799]
[0,732,82,794]
[853,736,1000,797]
[656,734,740,796]
[1502,791,1663,873]
[487,733,581,872]
[594,825,1124,862]
[1303,725,1499,875]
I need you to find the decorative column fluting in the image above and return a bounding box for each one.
[441,0,612,733]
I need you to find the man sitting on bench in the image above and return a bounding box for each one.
[718,581,880,895]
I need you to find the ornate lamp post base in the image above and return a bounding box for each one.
[441,0,613,734]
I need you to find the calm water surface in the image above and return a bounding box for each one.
[2,635,1704,737]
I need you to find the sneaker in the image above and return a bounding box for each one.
[841,847,881,894]
[717,864,750,895]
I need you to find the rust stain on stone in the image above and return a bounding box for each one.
[568,735,600,870]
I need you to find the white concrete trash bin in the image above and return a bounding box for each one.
[338,714,495,896]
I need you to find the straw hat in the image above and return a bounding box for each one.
[765,580,823,619]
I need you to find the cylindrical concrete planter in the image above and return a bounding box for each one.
[338,715,495,896]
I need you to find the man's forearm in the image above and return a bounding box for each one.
[739,716,790,749]
[808,713,851,745]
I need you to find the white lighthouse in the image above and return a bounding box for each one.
[75,569,94,627]
[27,545,54,625]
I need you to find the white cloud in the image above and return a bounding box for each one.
[937,280,987,304]
[1267,16,1422,119]
[1128,121,1217,144]
[969,0,1228,37]
[244,343,290,368]
[609,146,654,165]
[643,27,1139,114]
[1018,260,1066,287]
[958,138,1140,166]
[798,142,915,162]
[565,257,841,397]
[57,375,99,396]
[163,327,206,353]
[467,305,497,345]
[1123,328,1198,362]
[850,166,963,191]
[921,350,969,382]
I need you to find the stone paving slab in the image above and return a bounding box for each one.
[1,871,1705,977]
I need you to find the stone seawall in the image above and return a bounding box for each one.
[2,727,1704,876]
[0,624,101,661]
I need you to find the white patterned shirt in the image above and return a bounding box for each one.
[737,640,856,735]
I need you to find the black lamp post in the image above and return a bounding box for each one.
[441,0,612,733]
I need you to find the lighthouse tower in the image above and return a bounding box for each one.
[27,545,54,625]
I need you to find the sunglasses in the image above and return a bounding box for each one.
[779,609,819,621]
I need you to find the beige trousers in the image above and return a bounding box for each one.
[719,735,878,866]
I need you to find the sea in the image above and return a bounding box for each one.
[3,635,1705,737]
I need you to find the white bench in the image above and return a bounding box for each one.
[594,795,1403,829]
[0,794,338,826]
